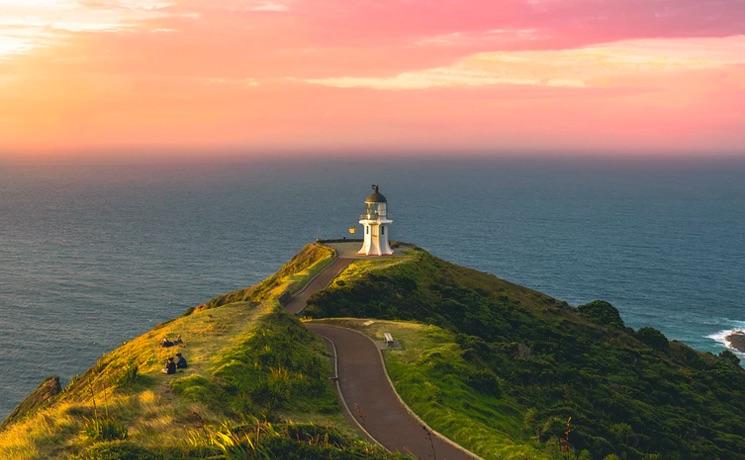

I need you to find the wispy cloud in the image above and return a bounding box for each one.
[248,1,289,12]
[0,0,173,58]
[304,35,745,90]
[2,0,745,155]
[413,28,542,47]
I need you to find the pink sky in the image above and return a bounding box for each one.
[1,0,744,159]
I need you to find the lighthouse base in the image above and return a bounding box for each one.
[358,246,394,257]
[358,221,393,256]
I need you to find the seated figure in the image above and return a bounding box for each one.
[161,357,177,375]
[176,352,188,369]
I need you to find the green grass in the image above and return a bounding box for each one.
[201,242,336,310]
[313,318,549,460]
[9,240,745,459]
[0,242,395,460]
[306,247,745,460]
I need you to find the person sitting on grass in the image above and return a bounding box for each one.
[161,335,183,347]
[176,352,188,369]
[161,357,176,375]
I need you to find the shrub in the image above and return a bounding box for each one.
[577,301,625,329]
[539,416,568,442]
[719,350,741,367]
[636,327,669,351]
[610,423,637,447]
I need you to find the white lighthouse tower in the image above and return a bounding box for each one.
[358,184,394,256]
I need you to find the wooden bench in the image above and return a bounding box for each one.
[383,332,394,347]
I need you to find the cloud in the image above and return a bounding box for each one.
[0,0,173,58]
[248,1,289,12]
[413,28,542,47]
[303,35,745,90]
[2,0,745,154]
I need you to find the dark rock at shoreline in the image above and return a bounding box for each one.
[1,376,61,429]
[726,331,745,353]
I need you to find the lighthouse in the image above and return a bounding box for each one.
[358,184,394,256]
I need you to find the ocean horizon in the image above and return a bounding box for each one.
[2,156,744,418]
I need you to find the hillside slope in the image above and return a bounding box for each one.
[0,243,393,460]
[304,246,745,460]
[4,242,744,460]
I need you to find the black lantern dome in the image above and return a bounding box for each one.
[364,184,387,203]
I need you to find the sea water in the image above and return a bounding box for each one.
[2,156,744,417]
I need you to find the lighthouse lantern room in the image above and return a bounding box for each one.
[358,184,394,256]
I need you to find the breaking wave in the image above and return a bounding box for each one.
[707,320,745,356]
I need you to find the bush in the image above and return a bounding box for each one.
[610,422,638,447]
[577,301,625,328]
[719,350,741,367]
[539,416,568,442]
[636,327,669,351]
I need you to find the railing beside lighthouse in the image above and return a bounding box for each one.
[360,212,390,220]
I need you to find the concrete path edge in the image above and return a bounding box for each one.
[316,334,386,449]
[289,247,482,459]
[313,323,484,460]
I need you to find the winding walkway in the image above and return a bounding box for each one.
[285,258,353,314]
[287,248,476,459]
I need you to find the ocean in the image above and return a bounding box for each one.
[2,156,744,417]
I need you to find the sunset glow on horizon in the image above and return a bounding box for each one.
[1,0,744,159]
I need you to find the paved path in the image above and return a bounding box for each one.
[286,251,476,459]
[307,323,473,460]
[284,258,353,314]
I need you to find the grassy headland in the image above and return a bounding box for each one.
[5,241,745,460]
[305,246,745,460]
[0,242,393,460]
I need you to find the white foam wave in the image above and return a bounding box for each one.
[707,328,745,356]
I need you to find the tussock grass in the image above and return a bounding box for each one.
[1,243,392,459]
